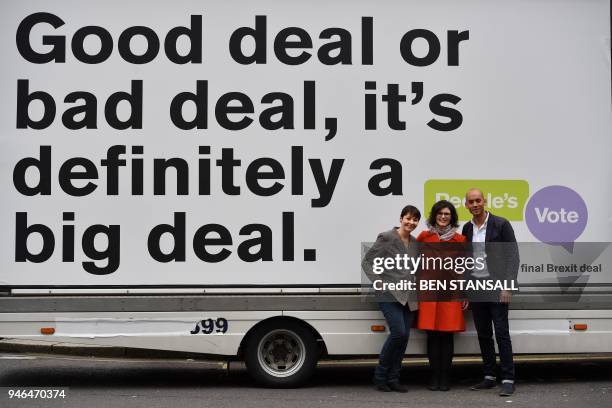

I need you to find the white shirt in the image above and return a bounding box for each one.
[471,212,490,278]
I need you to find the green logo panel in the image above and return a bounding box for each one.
[424,180,529,221]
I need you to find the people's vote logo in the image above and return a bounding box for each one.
[525,186,587,252]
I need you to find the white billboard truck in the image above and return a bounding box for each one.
[1,0,611,387]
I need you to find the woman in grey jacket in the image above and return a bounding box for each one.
[362,205,421,392]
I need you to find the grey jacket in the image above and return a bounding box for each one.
[362,228,419,311]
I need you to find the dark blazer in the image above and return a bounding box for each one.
[462,213,520,285]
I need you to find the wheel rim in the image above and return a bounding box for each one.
[256,329,306,378]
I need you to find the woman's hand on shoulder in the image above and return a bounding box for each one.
[415,230,429,242]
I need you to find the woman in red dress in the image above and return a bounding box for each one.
[416,200,468,391]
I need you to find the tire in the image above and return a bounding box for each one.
[244,319,318,388]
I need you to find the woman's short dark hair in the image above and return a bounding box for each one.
[400,205,421,220]
[427,200,459,228]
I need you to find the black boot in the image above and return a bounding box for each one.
[426,332,440,391]
[438,333,454,391]
[438,368,450,391]
[428,372,440,391]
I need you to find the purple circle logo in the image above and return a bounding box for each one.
[525,186,587,252]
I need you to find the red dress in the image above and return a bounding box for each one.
[415,231,466,332]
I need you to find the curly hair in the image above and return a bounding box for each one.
[427,200,459,228]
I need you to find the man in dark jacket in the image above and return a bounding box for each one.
[462,188,519,397]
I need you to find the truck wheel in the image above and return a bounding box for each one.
[244,320,318,387]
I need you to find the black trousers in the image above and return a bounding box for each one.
[471,302,515,381]
[426,331,454,380]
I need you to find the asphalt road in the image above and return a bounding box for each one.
[0,354,610,408]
